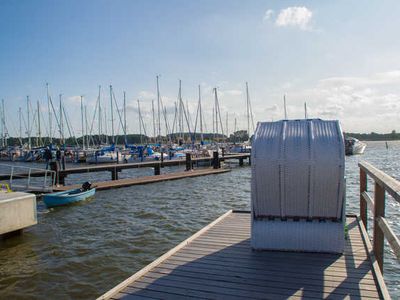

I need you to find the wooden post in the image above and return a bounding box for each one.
[160,149,164,168]
[50,161,59,185]
[154,164,161,175]
[213,151,220,169]
[222,147,225,157]
[248,155,251,165]
[360,168,367,229]
[111,168,118,180]
[58,173,65,185]
[239,158,244,166]
[186,153,192,171]
[373,182,385,273]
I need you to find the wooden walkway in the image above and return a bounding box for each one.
[99,211,389,300]
[53,168,231,191]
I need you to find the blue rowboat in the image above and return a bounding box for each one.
[43,184,96,208]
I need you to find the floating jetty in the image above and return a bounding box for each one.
[98,211,389,299]
[53,168,231,191]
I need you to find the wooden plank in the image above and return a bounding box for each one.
[142,269,381,299]
[377,216,400,261]
[358,217,391,300]
[373,182,386,273]
[54,168,231,191]
[96,210,233,300]
[136,272,379,300]
[166,254,373,277]
[159,259,375,283]
[360,168,368,228]
[359,160,400,204]
[362,191,375,214]
[152,264,377,289]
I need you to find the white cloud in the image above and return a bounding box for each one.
[275,7,313,30]
[138,90,155,99]
[263,9,274,21]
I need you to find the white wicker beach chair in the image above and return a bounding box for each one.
[251,119,346,253]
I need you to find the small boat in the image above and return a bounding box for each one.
[345,137,366,155]
[43,182,96,208]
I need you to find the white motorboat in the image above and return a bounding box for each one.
[345,137,366,155]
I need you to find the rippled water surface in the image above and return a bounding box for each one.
[1,142,399,299]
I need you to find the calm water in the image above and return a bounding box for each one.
[0,141,399,299]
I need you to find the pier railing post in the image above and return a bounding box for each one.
[360,168,367,229]
[373,182,385,273]
[186,153,192,171]
[161,149,164,168]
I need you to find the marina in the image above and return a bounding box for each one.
[0,142,399,299]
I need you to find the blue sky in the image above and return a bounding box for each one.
[1,0,400,138]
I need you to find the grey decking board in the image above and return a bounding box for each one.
[150,265,378,292]
[156,262,376,285]
[149,266,379,293]
[172,250,372,272]
[134,273,379,300]
[104,212,386,300]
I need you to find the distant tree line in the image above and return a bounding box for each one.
[344,130,399,141]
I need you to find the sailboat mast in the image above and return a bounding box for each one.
[152,100,156,141]
[214,88,218,139]
[304,102,308,119]
[123,91,127,145]
[85,105,89,148]
[110,85,115,144]
[138,100,142,144]
[81,96,85,150]
[284,94,288,119]
[199,85,203,142]
[19,107,22,146]
[226,112,229,139]
[37,101,41,147]
[1,99,7,147]
[59,94,64,145]
[0,99,3,147]
[178,80,182,140]
[46,83,52,144]
[246,82,250,138]
[156,75,161,142]
[98,85,102,144]
[27,96,31,149]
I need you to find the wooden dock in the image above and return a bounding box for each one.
[98,211,389,300]
[53,168,231,191]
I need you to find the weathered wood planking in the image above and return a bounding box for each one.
[98,211,390,300]
[53,168,231,191]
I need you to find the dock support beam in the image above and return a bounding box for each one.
[239,158,244,166]
[213,151,220,169]
[154,164,161,175]
[186,153,192,171]
[111,169,119,180]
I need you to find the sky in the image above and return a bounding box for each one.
[1,0,400,139]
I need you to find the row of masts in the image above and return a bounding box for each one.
[0,79,257,149]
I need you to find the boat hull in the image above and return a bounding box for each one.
[43,188,96,208]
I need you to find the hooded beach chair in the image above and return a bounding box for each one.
[251,119,346,253]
